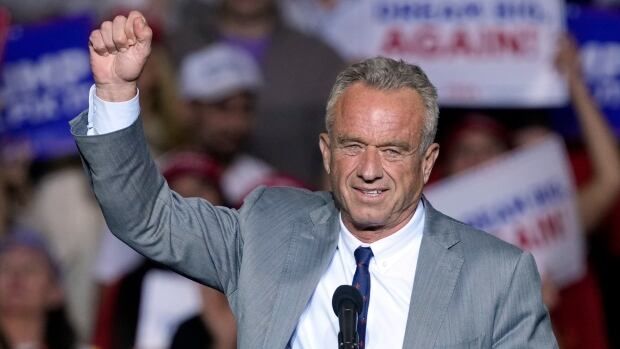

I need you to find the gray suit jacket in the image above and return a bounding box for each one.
[70,113,558,348]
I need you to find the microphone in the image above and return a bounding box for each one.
[332,285,363,349]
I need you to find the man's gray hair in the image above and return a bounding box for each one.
[326,57,439,152]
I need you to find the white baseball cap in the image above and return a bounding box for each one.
[179,43,263,102]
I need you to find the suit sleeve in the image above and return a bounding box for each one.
[492,251,559,348]
[70,111,244,294]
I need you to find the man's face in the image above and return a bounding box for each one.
[319,83,439,241]
[190,92,255,161]
[445,128,506,175]
[0,247,58,316]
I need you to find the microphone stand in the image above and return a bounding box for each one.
[332,285,363,349]
[337,305,359,349]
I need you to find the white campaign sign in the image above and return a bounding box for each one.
[424,135,585,287]
[322,0,567,107]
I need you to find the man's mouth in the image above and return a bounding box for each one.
[355,188,388,197]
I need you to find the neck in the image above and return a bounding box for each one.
[345,202,421,244]
[0,313,46,348]
[346,221,409,244]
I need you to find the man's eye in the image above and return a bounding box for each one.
[382,148,405,159]
[342,144,363,154]
[384,148,401,155]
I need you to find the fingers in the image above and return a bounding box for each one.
[131,12,152,45]
[125,16,136,46]
[126,11,143,44]
[88,11,151,56]
[112,15,129,52]
[100,20,116,54]
[89,29,107,56]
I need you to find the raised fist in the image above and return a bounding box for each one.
[89,11,152,101]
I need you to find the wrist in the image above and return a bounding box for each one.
[95,82,138,102]
[568,74,587,95]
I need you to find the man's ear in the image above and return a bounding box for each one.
[319,133,332,175]
[422,143,440,184]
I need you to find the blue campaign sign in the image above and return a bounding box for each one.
[552,6,620,138]
[0,15,93,160]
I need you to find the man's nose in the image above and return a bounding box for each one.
[356,147,383,181]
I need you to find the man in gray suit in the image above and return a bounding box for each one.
[74,11,558,348]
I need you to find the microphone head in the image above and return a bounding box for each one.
[332,285,363,315]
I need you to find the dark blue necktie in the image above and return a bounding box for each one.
[352,246,373,349]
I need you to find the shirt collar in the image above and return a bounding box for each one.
[338,200,425,267]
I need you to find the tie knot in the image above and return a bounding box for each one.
[354,247,374,266]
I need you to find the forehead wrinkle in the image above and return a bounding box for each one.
[341,116,419,142]
[333,84,425,144]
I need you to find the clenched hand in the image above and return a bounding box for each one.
[89,11,152,102]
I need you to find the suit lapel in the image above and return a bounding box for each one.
[402,198,464,348]
[262,196,340,348]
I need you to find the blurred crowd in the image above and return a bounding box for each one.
[0,0,620,348]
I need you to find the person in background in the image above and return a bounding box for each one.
[0,229,79,349]
[440,112,510,177]
[0,117,102,341]
[169,284,237,349]
[168,0,345,187]
[438,34,618,349]
[178,42,306,207]
[159,151,224,204]
[514,35,620,234]
[0,142,33,232]
[23,159,105,341]
[511,35,620,349]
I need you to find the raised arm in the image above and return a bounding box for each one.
[72,12,243,293]
[556,35,620,231]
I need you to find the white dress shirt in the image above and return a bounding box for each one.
[290,204,424,349]
[86,85,139,136]
[87,86,425,348]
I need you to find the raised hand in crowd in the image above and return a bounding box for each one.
[557,34,620,232]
